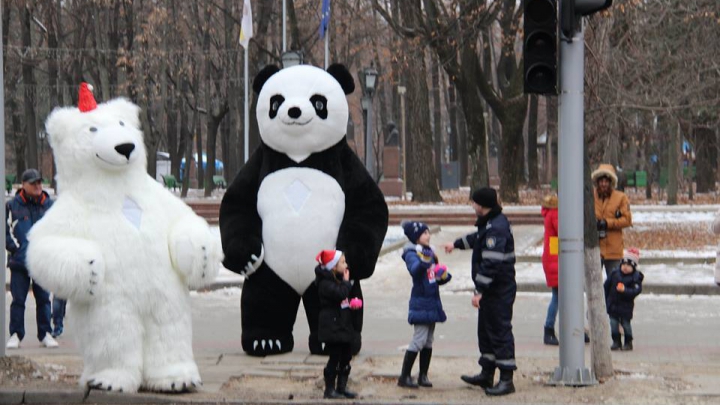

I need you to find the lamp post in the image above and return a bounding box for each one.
[281,50,303,69]
[397,85,407,200]
[362,66,378,179]
[38,131,46,178]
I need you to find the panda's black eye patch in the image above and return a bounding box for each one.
[119,121,125,126]
[269,95,285,119]
[310,94,328,119]
[89,127,98,132]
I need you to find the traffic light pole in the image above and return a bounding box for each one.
[549,22,597,386]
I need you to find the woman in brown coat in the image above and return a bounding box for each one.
[592,164,633,277]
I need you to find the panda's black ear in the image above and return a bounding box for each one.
[327,64,355,95]
[253,65,281,94]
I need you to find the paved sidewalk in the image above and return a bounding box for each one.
[3,224,720,404]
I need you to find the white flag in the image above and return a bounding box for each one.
[239,0,253,48]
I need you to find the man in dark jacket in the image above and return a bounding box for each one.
[444,187,517,396]
[5,169,58,349]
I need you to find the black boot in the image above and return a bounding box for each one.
[417,348,433,387]
[460,366,495,388]
[585,331,591,343]
[485,369,515,396]
[323,367,344,399]
[397,350,419,388]
[622,336,633,351]
[336,365,357,398]
[543,327,559,346]
[611,334,622,351]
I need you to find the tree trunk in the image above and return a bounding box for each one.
[432,59,443,185]
[695,124,716,193]
[644,127,653,199]
[181,106,196,198]
[583,147,614,380]
[546,96,558,183]
[667,119,679,205]
[447,81,459,163]
[527,95,539,189]
[21,4,38,170]
[400,0,441,202]
[498,99,527,203]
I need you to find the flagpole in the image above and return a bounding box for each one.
[244,46,249,163]
[282,0,287,52]
[324,22,329,69]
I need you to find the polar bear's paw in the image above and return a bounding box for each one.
[143,363,202,393]
[83,369,140,393]
[170,227,222,288]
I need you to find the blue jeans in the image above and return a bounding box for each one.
[544,288,559,329]
[52,297,67,332]
[9,265,52,341]
[609,316,633,338]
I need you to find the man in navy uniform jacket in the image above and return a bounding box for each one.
[444,187,517,396]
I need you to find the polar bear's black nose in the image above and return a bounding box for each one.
[114,143,135,160]
[288,107,302,119]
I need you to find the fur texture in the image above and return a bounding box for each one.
[220,64,388,356]
[27,97,222,394]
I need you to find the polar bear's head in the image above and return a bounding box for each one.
[44,85,146,185]
[253,64,355,163]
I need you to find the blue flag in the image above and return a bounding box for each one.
[319,0,330,39]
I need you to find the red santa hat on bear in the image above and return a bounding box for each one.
[316,249,343,271]
[78,82,97,112]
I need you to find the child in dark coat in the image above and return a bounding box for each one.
[604,247,644,351]
[397,221,451,389]
[315,249,362,399]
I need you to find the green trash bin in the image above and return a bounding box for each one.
[635,171,647,188]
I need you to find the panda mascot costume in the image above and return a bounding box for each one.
[220,63,389,356]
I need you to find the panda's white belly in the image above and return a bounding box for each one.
[257,168,345,294]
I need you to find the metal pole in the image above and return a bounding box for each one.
[243,47,249,163]
[324,26,329,69]
[1,2,7,358]
[362,96,375,179]
[398,86,407,200]
[282,0,287,52]
[549,22,596,386]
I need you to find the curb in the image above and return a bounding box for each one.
[515,256,715,265]
[201,280,720,296]
[0,389,181,404]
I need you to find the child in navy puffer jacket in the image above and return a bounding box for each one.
[604,247,644,351]
[397,221,451,389]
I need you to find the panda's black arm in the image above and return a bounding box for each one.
[219,150,264,275]
[336,148,389,281]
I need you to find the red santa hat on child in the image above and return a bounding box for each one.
[316,249,343,270]
[78,82,97,112]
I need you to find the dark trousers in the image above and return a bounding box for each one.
[9,266,52,341]
[477,279,517,371]
[325,342,352,371]
[52,297,67,331]
[601,259,622,279]
[609,316,633,338]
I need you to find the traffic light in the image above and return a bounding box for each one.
[561,0,613,37]
[523,0,558,95]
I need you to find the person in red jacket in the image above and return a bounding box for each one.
[541,195,559,346]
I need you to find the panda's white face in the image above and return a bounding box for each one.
[256,65,349,163]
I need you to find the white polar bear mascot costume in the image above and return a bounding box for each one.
[26,83,222,394]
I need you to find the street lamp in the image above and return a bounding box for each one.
[397,85,407,200]
[38,131,46,178]
[362,66,379,179]
[281,50,303,68]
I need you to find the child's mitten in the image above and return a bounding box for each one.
[349,297,363,310]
